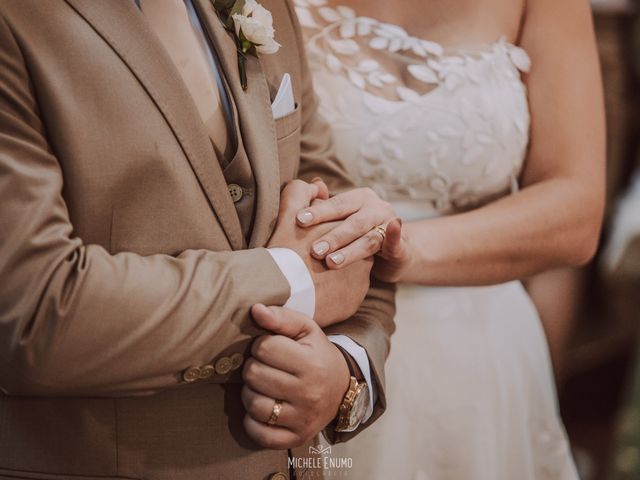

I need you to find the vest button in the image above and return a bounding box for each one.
[228,184,243,203]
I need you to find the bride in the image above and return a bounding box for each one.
[291,0,605,478]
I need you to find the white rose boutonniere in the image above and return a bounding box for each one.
[211,0,281,90]
[232,0,281,55]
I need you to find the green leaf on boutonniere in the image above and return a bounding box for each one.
[229,0,245,17]
[238,31,256,55]
[210,0,249,89]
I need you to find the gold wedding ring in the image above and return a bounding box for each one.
[267,399,283,425]
[373,224,387,242]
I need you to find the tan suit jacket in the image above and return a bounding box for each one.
[0,1,395,479]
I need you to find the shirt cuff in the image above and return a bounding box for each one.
[327,335,376,422]
[267,248,315,319]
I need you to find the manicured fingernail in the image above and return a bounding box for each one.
[311,177,322,183]
[297,211,314,224]
[329,253,345,265]
[313,241,329,256]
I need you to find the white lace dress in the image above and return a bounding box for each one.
[296,2,580,479]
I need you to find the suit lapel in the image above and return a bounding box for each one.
[194,0,281,248]
[65,0,244,250]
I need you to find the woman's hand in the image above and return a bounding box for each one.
[295,186,397,268]
[373,218,414,283]
[270,179,373,327]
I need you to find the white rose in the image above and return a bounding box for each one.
[232,0,281,54]
[241,0,272,26]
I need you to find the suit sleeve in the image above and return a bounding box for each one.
[0,15,292,397]
[283,0,397,443]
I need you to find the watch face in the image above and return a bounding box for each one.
[348,384,370,429]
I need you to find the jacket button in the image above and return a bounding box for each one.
[270,473,288,480]
[215,356,233,375]
[230,352,244,371]
[199,365,215,379]
[182,366,201,383]
[228,184,243,203]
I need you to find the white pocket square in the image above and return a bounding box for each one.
[271,73,295,120]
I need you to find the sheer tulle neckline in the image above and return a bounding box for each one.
[294,0,531,102]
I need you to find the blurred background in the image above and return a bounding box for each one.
[524,1,640,479]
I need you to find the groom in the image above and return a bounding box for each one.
[0,1,395,479]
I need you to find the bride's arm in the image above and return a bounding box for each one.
[394,0,605,286]
[297,0,605,286]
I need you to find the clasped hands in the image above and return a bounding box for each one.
[242,179,407,449]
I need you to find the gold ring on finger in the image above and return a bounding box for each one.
[373,224,387,242]
[267,399,283,425]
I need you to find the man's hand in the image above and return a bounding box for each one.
[242,304,351,449]
[294,187,397,269]
[268,180,373,327]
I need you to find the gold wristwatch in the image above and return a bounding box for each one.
[333,345,370,433]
